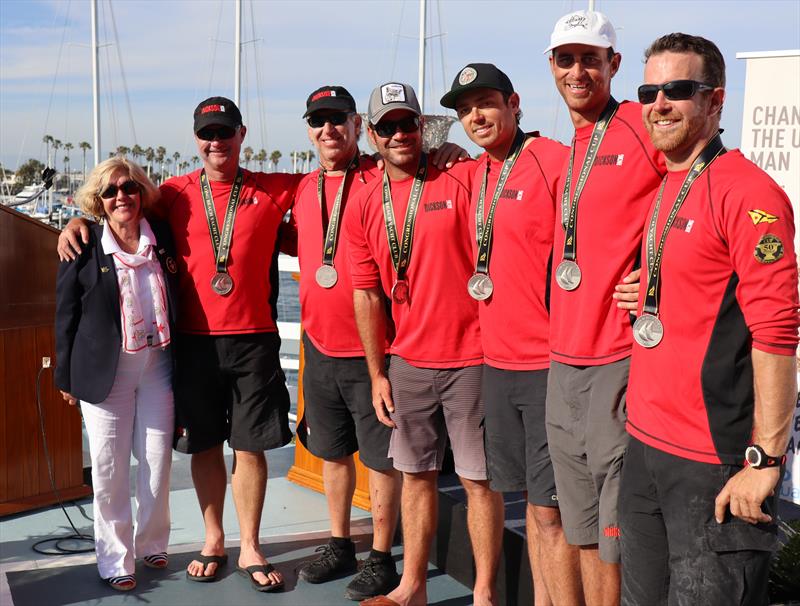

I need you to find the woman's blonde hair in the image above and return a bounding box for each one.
[74,156,160,220]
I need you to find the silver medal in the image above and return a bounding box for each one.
[211,272,234,295]
[555,260,581,291]
[467,273,494,301]
[315,265,338,289]
[633,314,664,348]
[391,280,410,304]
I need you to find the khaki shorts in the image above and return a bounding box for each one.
[545,357,630,563]
[387,356,487,480]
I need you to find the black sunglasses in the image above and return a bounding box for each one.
[637,80,715,104]
[100,180,140,199]
[196,125,238,141]
[553,53,605,70]
[306,112,351,128]
[372,116,420,138]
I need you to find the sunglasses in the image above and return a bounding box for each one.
[100,180,140,199]
[196,125,238,141]
[306,112,351,128]
[553,53,605,70]
[372,116,420,138]
[637,80,715,104]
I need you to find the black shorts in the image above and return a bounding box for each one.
[173,332,292,454]
[483,365,558,506]
[619,437,778,606]
[299,334,392,471]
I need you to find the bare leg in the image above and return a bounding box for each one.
[528,502,583,606]
[187,445,227,578]
[323,457,357,538]
[383,470,438,606]
[460,478,504,606]
[368,467,402,552]
[580,546,619,606]
[231,449,281,587]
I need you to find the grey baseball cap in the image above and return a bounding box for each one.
[367,82,421,125]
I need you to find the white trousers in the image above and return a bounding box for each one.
[80,346,174,578]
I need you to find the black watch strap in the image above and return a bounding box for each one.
[745,445,786,469]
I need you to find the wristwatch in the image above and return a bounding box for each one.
[744,445,786,469]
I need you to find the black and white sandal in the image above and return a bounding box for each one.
[105,574,136,591]
[143,552,169,569]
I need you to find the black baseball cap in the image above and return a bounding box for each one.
[440,63,515,109]
[303,86,357,118]
[193,96,243,133]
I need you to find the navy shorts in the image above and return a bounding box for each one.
[173,332,292,454]
[483,365,558,506]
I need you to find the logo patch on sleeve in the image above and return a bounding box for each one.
[747,209,778,226]
[754,234,784,264]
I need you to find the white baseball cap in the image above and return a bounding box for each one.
[543,10,617,54]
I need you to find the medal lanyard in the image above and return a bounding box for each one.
[200,169,244,274]
[381,153,428,281]
[642,133,726,316]
[474,128,528,274]
[317,155,359,268]
[560,97,620,262]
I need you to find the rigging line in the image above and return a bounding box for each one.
[389,0,406,80]
[40,0,72,163]
[207,0,225,96]
[108,0,138,145]
[101,0,119,152]
[250,0,268,154]
[437,0,448,107]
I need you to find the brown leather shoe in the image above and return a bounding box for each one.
[359,596,401,606]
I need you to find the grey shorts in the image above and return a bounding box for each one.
[483,366,558,506]
[545,357,630,563]
[387,356,487,480]
[300,334,393,471]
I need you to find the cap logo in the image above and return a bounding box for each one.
[565,14,588,29]
[201,104,224,114]
[458,67,478,85]
[311,90,336,101]
[381,83,406,104]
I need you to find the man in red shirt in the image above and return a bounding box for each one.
[543,10,666,604]
[440,63,582,604]
[347,82,504,606]
[58,98,299,592]
[621,34,798,605]
[290,86,402,600]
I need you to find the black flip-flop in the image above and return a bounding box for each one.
[186,554,228,582]
[236,563,285,592]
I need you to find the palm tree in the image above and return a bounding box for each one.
[79,141,91,181]
[269,150,282,172]
[131,144,144,164]
[172,151,181,175]
[145,147,155,178]
[291,151,300,173]
[116,145,130,157]
[156,146,166,182]
[64,142,74,193]
[256,149,267,172]
[306,149,316,172]
[164,157,172,177]
[43,134,54,167]
[191,155,200,171]
[242,146,254,169]
[52,139,62,177]
[180,161,190,174]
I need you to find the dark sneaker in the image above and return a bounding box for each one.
[298,540,357,584]
[343,556,400,601]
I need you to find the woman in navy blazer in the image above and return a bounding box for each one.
[55,157,179,591]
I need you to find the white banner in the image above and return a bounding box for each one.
[780,387,800,506]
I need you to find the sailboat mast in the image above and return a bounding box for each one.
[418,0,426,113]
[91,0,100,167]
[234,0,242,107]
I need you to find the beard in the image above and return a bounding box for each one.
[646,111,706,154]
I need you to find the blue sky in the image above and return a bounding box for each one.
[1,0,798,172]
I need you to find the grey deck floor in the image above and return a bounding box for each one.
[0,443,472,606]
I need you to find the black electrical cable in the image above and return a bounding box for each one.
[31,365,95,555]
